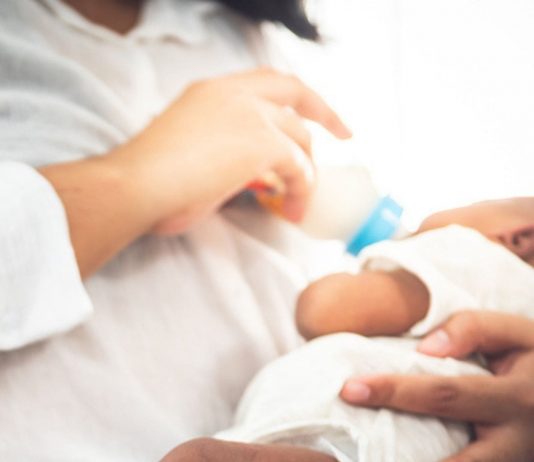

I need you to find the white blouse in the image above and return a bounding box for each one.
[0,0,349,460]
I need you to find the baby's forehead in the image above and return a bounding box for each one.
[424,204,489,224]
[477,197,534,215]
[419,197,534,239]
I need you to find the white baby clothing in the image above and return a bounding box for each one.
[1,1,533,461]
[217,334,486,462]
[217,226,534,461]
[360,225,534,335]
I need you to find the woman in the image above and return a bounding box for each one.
[0,1,346,460]
[0,1,531,461]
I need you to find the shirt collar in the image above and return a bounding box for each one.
[37,0,221,44]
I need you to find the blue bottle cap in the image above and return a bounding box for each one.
[346,196,403,255]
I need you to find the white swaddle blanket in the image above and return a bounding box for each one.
[217,334,485,462]
[216,225,534,461]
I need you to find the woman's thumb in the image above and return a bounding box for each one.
[417,311,534,359]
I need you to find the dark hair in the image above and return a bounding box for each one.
[213,0,319,41]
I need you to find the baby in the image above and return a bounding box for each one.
[298,197,534,339]
[216,198,534,462]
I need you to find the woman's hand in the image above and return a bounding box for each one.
[340,311,534,462]
[42,68,350,277]
[160,437,336,462]
[112,68,351,234]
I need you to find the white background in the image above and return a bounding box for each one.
[273,0,534,227]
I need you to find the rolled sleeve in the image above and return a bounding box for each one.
[0,161,93,350]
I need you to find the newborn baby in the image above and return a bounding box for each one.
[216,198,534,462]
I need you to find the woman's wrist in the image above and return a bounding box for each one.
[104,146,166,226]
[107,135,204,234]
[110,120,266,235]
[40,153,157,277]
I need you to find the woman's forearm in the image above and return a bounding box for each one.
[39,69,351,279]
[39,154,156,278]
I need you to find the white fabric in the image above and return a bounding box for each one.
[1,2,531,461]
[291,0,534,224]
[216,226,534,461]
[0,1,352,460]
[217,333,487,462]
[0,162,92,349]
[360,225,534,335]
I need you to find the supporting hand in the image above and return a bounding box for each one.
[340,312,534,462]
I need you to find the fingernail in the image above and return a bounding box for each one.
[418,329,451,356]
[341,381,371,402]
[338,121,353,139]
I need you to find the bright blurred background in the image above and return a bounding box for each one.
[268,0,534,229]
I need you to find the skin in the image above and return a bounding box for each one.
[296,198,534,462]
[160,438,336,462]
[41,1,348,461]
[340,312,534,462]
[296,198,534,339]
[418,198,534,266]
[61,0,142,33]
[41,1,351,278]
[44,3,534,460]
[297,269,430,339]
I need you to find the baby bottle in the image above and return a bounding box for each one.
[297,159,405,254]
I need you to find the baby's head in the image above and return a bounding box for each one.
[418,197,534,266]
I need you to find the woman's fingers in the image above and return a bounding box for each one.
[417,311,534,359]
[443,427,531,462]
[255,103,315,222]
[272,105,313,156]
[339,311,534,462]
[271,134,315,222]
[236,68,352,140]
[340,374,517,424]
[141,68,349,233]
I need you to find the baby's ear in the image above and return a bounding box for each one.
[496,225,534,260]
